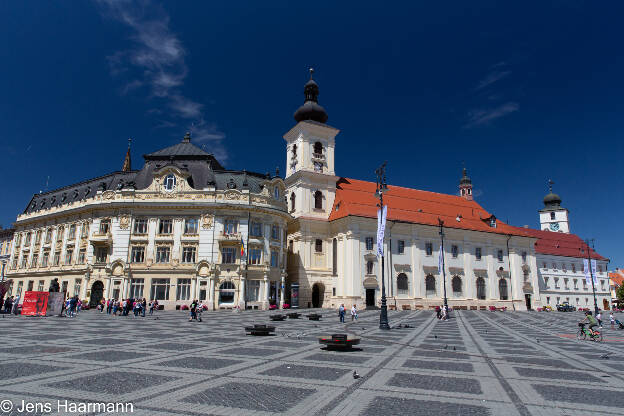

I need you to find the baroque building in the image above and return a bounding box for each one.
[6,133,289,309]
[0,227,14,281]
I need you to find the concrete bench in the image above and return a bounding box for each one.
[287,312,301,319]
[319,334,360,350]
[307,314,322,321]
[270,314,287,321]
[244,324,276,336]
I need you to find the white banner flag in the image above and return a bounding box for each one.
[591,259,598,284]
[438,245,444,275]
[376,205,387,257]
[583,259,591,285]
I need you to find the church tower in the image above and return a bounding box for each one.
[284,69,339,219]
[539,180,570,233]
[459,168,473,200]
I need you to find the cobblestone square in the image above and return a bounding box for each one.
[1,308,623,415]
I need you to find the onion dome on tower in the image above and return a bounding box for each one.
[543,179,562,209]
[459,168,473,200]
[293,68,328,124]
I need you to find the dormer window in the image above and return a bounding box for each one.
[490,217,497,228]
[164,174,176,191]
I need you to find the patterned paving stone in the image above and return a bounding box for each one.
[387,373,482,394]
[0,362,68,378]
[182,382,316,411]
[513,367,602,382]
[305,352,372,364]
[217,347,281,357]
[363,396,490,416]
[260,363,350,381]
[403,359,474,373]
[160,356,243,370]
[533,384,624,406]
[412,348,470,360]
[49,371,178,394]
[149,342,204,351]
[0,345,74,355]
[503,356,575,369]
[68,350,150,362]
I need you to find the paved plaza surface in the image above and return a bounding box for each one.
[1,309,624,415]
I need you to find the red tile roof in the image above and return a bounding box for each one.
[328,177,608,261]
[609,271,624,287]
[329,178,530,236]
[509,226,607,260]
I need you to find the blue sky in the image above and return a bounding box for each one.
[0,1,622,266]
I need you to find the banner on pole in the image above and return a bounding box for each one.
[438,245,444,275]
[376,205,387,257]
[583,259,590,285]
[21,291,49,316]
[590,259,598,284]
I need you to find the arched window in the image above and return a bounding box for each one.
[550,212,555,220]
[476,277,486,300]
[397,273,408,295]
[313,141,323,155]
[314,191,323,209]
[292,144,297,157]
[219,281,235,304]
[425,275,436,296]
[499,279,508,300]
[452,276,462,296]
[366,261,374,275]
[290,192,296,212]
[274,187,280,199]
[164,174,176,191]
[332,238,337,276]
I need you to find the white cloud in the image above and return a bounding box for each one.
[97,0,226,155]
[465,102,519,127]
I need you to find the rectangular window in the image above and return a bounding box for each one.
[35,231,41,244]
[99,220,110,234]
[398,240,405,254]
[184,218,198,234]
[38,280,44,291]
[56,228,63,241]
[64,249,73,265]
[129,278,144,299]
[133,218,148,234]
[365,237,374,251]
[95,247,107,263]
[77,249,85,265]
[521,251,527,264]
[68,224,76,239]
[150,278,170,300]
[31,253,39,268]
[45,229,52,244]
[20,255,28,269]
[475,247,482,260]
[182,246,196,263]
[53,253,60,266]
[249,248,262,265]
[25,232,31,245]
[572,263,576,273]
[158,219,172,234]
[271,225,279,240]
[222,247,236,264]
[156,246,170,263]
[315,239,323,253]
[224,219,238,235]
[250,222,262,237]
[246,280,260,301]
[425,242,433,256]
[80,223,88,238]
[130,246,145,263]
[42,252,49,267]
[497,250,504,262]
[451,245,458,258]
[176,278,191,300]
[271,251,278,267]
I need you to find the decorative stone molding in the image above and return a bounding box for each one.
[423,266,438,275]
[201,214,214,229]
[449,267,464,276]
[473,269,488,278]
[496,269,510,278]
[119,215,130,230]
[394,264,411,273]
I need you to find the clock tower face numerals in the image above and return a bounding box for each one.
[549,222,560,231]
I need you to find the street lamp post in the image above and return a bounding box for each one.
[585,239,599,316]
[438,219,449,317]
[375,162,390,330]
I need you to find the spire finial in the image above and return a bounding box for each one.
[309,67,314,79]
[548,179,554,193]
[122,139,132,172]
[183,132,191,143]
[128,138,132,150]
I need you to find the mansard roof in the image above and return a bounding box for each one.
[508,226,607,261]
[329,177,529,236]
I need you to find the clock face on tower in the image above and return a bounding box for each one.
[549,222,560,231]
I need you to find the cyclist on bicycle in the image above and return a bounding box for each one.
[579,311,598,335]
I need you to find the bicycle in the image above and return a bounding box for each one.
[577,323,602,342]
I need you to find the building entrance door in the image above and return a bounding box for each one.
[603,298,610,310]
[89,281,104,307]
[524,294,532,310]
[311,283,324,308]
[366,289,375,308]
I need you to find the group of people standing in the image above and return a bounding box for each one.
[1,294,20,315]
[63,296,81,317]
[98,298,160,317]
[188,299,205,322]
[338,304,358,322]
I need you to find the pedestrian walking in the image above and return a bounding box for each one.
[610,312,615,329]
[597,311,603,328]
[12,295,21,315]
[338,304,345,323]
[197,301,204,322]
[351,304,358,321]
[435,305,441,319]
[142,298,147,317]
